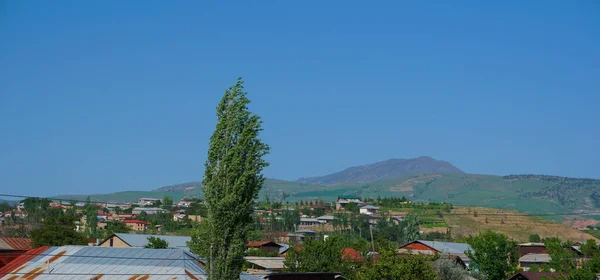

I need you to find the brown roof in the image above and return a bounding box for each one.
[341,248,363,261]
[508,272,568,280]
[0,238,32,251]
[246,241,281,248]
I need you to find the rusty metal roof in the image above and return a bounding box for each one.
[0,238,32,251]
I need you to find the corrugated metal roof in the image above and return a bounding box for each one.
[0,238,32,250]
[360,205,379,209]
[244,257,285,270]
[519,253,551,263]
[417,240,473,255]
[0,246,208,279]
[113,233,191,249]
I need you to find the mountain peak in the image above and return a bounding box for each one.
[296,157,464,185]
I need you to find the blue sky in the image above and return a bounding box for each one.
[1,1,598,196]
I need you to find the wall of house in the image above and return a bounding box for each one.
[99,237,130,248]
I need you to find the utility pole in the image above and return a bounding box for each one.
[369,224,375,252]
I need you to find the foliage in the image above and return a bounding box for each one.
[345,202,360,214]
[284,236,350,273]
[434,256,471,280]
[84,196,100,238]
[30,214,88,248]
[162,196,173,211]
[545,237,577,273]
[529,233,541,242]
[353,250,438,280]
[189,78,270,280]
[465,231,518,280]
[374,214,420,244]
[0,201,13,212]
[106,220,130,235]
[145,237,169,249]
[580,239,600,258]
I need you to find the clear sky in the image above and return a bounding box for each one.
[1,1,598,196]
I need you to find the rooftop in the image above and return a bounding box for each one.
[246,241,281,248]
[519,253,551,263]
[123,219,151,224]
[0,238,32,251]
[245,256,285,270]
[360,205,379,209]
[316,215,334,220]
[0,246,206,279]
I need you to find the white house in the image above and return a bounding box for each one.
[359,205,379,215]
[138,198,161,206]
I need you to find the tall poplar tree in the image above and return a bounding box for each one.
[189,78,269,280]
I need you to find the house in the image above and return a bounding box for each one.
[264,272,346,280]
[123,219,150,231]
[519,253,551,271]
[177,198,194,208]
[246,241,283,254]
[398,240,473,267]
[0,245,249,280]
[359,205,379,215]
[316,215,334,224]
[507,272,568,280]
[99,233,191,249]
[299,218,320,226]
[518,242,548,257]
[137,197,161,206]
[132,207,165,215]
[336,195,363,210]
[245,256,285,276]
[173,210,187,221]
[0,238,31,268]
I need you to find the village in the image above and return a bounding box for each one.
[1,195,597,280]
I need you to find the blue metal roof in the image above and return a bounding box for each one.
[4,245,207,279]
[417,240,474,255]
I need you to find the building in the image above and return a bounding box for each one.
[518,243,547,257]
[123,219,150,231]
[519,253,551,271]
[137,197,161,206]
[359,205,379,215]
[398,240,473,267]
[299,218,320,226]
[173,210,187,221]
[99,233,191,249]
[335,195,363,210]
[177,198,194,208]
[0,238,31,268]
[132,207,165,215]
[296,229,317,238]
[507,272,568,280]
[316,215,334,224]
[0,245,261,280]
[246,241,283,254]
[245,256,285,276]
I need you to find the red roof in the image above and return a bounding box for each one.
[341,248,363,261]
[0,238,32,251]
[246,241,281,248]
[123,220,150,225]
[0,246,50,277]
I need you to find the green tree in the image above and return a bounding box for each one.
[354,250,438,280]
[529,234,541,243]
[345,202,360,214]
[580,239,600,258]
[30,215,88,248]
[0,202,12,212]
[84,197,99,238]
[163,196,173,211]
[145,237,169,249]
[106,220,129,235]
[545,238,576,273]
[465,231,518,280]
[434,255,472,280]
[284,236,350,273]
[189,78,269,280]
[137,211,148,221]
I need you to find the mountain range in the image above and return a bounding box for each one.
[54,157,600,221]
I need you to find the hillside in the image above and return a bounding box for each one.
[297,156,464,185]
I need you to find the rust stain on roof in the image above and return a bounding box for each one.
[0,246,50,278]
[128,274,140,280]
[6,275,19,280]
[185,269,199,280]
[137,275,150,280]
[91,273,105,279]
[48,250,66,263]
[23,266,45,279]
